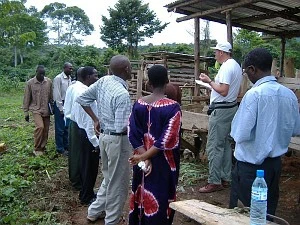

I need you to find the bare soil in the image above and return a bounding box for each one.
[43,154,299,225]
[40,122,300,225]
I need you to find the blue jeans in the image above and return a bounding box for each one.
[54,102,69,153]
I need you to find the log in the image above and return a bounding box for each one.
[170,200,278,225]
[284,58,295,78]
[181,111,209,131]
[289,137,300,151]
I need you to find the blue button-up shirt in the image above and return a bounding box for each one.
[231,76,300,165]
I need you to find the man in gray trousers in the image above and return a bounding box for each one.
[77,55,132,224]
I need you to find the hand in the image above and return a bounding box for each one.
[94,120,100,136]
[94,146,100,152]
[25,115,29,122]
[128,154,142,166]
[144,159,152,177]
[199,73,211,83]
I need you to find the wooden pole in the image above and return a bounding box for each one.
[284,58,295,77]
[280,37,286,77]
[226,11,233,47]
[136,64,143,99]
[194,17,200,96]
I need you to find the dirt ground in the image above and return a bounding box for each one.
[50,153,300,225]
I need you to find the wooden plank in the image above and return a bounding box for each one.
[170,200,278,225]
[181,111,209,131]
[181,104,204,111]
[181,111,299,152]
[277,77,300,84]
[289,136,300,151]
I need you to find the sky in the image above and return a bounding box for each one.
[25,0,230,48]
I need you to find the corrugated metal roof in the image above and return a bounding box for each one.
[165,0,300,38]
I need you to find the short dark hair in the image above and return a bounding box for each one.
[63,62,72,68]
[244,48,272,72]
[81,66,95,80]
[36,65,45,71]
[148,65,168,88]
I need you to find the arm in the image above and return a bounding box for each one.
[154,104,182,150]
[82,102,99,147]
[82,106,100,136]
[63,87,71,116]
[293,110,300,136]
[230,96,257,143]
[114,93,132,133]
[23,82,31,121]
[49,79,54,104]
[53,75,64,112]
[77,81,100,134]
[199,73,229,97]
[128,102,145,149]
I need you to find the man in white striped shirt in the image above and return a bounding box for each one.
[53,62,73,155]
[77,55,132,224]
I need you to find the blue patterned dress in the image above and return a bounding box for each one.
[128,98,181,225]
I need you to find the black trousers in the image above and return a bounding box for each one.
[78,128,100,204]
[229,157,281,218]
[68,120,81,190]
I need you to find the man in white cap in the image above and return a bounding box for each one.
[198,41,243,193]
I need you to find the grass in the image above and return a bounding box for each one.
[0,85,67,224]
[0,83,209,224]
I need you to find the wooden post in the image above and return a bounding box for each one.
[194,17,200,96]
[284,58,295,77]
[226,11,233,47]
[136,63,143,99]
[280,37,286,77]
[271,58,278,76]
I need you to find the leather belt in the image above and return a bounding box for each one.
[100,129,127,136]
[207,101,238,115]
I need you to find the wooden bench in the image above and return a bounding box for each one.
[277,77,300,90]
[170,199,278,225]
[181,110,300,153]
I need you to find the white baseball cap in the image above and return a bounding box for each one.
[211,41,232,53]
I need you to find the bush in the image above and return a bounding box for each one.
[0,75,20,92]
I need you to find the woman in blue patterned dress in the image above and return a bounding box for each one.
[128,65,182,225]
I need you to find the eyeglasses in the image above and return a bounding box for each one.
[242,65,252,76]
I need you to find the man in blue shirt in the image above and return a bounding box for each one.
[229,48,300,218]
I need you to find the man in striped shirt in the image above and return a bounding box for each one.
[77,55,132,224]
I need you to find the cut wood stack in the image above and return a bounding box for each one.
[128,51,214,103]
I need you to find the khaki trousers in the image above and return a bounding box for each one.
[206,106,237,184]
[32,113,50,152]
[88,133,131,225]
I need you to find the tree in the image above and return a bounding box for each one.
[41,2,94,45]
[201,20,211,57]
[0,0,47,67]
[233,29,265,63]
[100,0,168,58]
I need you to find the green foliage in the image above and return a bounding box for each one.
[0,0,47,68]
[0,75,20,92]
[233,29,266,64]
[100,0,168,58]
[0,88,63,224]
[179,161,208,186]
[41,2,94,45]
